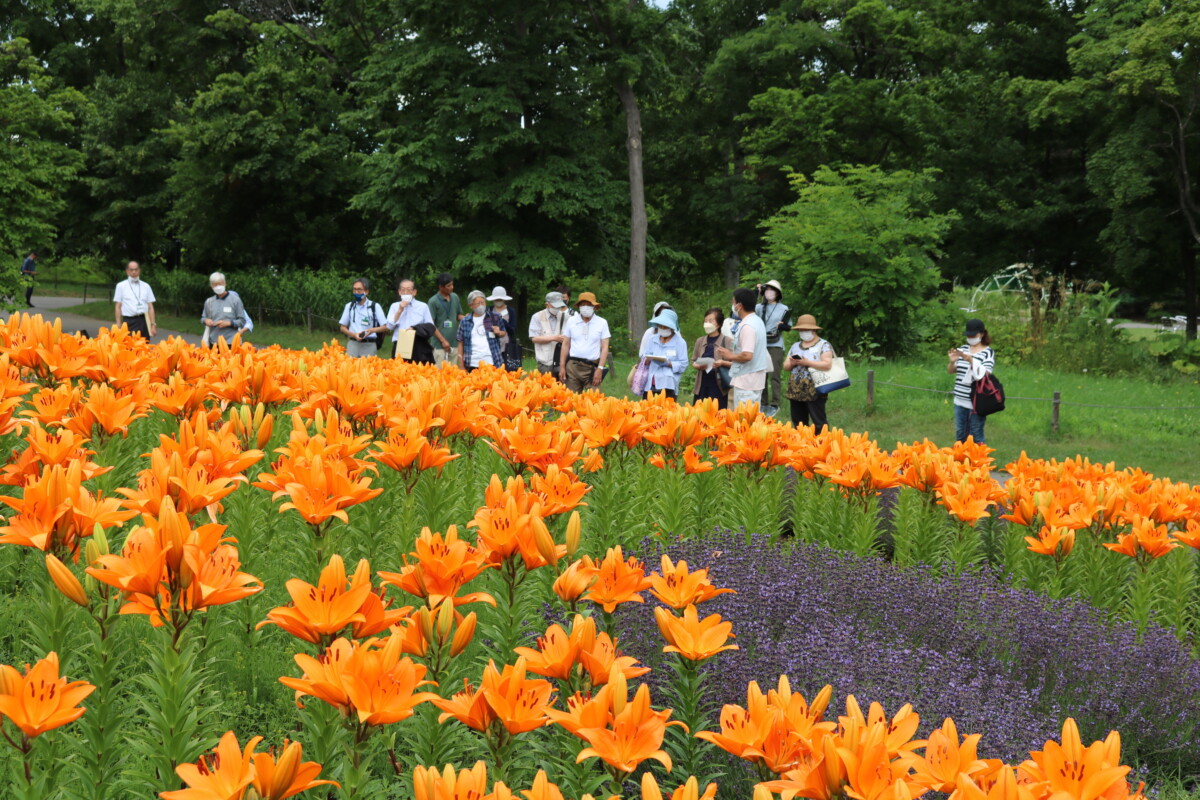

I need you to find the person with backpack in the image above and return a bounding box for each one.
[338,278,389,358]
[947,318,996,444]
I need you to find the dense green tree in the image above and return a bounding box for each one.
[0,37,86,290]
[761,164,956,356]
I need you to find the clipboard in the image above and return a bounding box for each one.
[394,328,416,359]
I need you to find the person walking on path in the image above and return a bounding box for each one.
[338,277,388,358]
[529,291,569,377]
[755,279,790,416]
[948,317,996,444]
[200,272,249,346]
[428,273,464,368]
[113,261,157,339]
[20,252,36,307]
[717,287,771,410]
[560,292,610,392]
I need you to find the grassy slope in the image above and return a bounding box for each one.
[67,299,1200,482]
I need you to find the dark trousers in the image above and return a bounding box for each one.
[122,314,149,338]
[24,285,33,305]
[790,395,828,432]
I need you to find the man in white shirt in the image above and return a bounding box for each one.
[559,291,610,392]
[528,291,569,376]
[384,277,436,361]
[338,277,389,358]
[717,287,771,410]
[112,261,157,339]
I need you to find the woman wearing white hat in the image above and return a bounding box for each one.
[755,279,791,416]
[487,286,520,370]
[637,308,688,399]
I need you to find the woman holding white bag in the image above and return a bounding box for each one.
[782,314,834,431]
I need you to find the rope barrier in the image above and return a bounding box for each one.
[872,379,1200,411]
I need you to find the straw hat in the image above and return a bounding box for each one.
[575,291,600,307]
[792,313,822,331]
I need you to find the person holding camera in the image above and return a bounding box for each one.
[338,278,389,358]
[755,279,790,416]
[948,318,995,444]
[529,291,569,376]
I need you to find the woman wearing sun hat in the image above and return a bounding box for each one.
[782,313,833,431]
[638,307,688,399]
[487,286,520,370]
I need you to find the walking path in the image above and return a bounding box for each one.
[3,295,203,346]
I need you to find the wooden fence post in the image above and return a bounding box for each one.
[866,370,875,409]
[1051,391,1061,433]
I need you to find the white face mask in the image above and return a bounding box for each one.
[580,306,595,319]
[799,331,816,342]
[765,290,778,302]
[212,284,226,295]
[657,326,672,337]
[966,335,982,346]
[731,303,740,317]
[703,321,717,335]
[473,305,486,317]
[400,294,413,302]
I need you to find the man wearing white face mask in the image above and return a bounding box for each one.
[113,261,157,339]
[385,277,435,362]
[200,272,248,346]
[560,292,610,392]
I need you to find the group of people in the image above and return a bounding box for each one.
[631,282,836,431]
[36,258,997,441]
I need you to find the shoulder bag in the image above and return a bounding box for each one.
[971,373,1006,416]
[811,356,851,394]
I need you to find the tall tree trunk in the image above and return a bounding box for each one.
[723,136,744,289]
[618,80,647,346]
[1185,243,1197,341]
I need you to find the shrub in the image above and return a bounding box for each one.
[620,530,1200,776]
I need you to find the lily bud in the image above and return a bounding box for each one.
[91,524,110,556]
[609,666,627,715]
[416,607,435,646]
[565,511,581,558]
[532,521,558,566]
[45,554,89,608]
[256,412,274,450]
[435,598,455,643]
[450,612,477,656]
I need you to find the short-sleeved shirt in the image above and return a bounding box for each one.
[953,345,995,409]
[786,338,833,380]
[730,322,766,390]
[428,292,463,336]
[564,314,611,362]
[21,257,35,275]
[385,299,434,341]
[339,299,387,340]
[113,279,156,317]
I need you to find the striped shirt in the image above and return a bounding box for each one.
[953,345,995,409]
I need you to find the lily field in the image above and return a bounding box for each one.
[0,313,1196,800]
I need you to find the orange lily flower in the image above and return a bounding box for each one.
[641,773,718,800]
[280,633,438,726]
[378,526,495,608]
[1173,519,1200,549]
[949,766,1035,800]
[840,723,927,800]
[161,730,257,800]
[1016,719,1134,800]
[479,657,555,735]
[433,679,497,732]
[553,559,598,605]
[1024,526,1076,564]
[1103,517,1178,566]
[270,453,383,527]
[258,555,407,646]
[583,547,652,613]
[0,652,94,739]
[571,615,650,686]
[251,738,339,799]
[0,424,110,486]
[900,717,988,793]
[514,623,579,681]
[413,762,490,800]
[655,604,738,662]
[529,465,590,517]
[649,555,735,609]
[694,680,775,765]
[574,677,685,774]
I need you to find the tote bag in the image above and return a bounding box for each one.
[629,359,651,395]
[971,373,1006,416]
[811,357,851,394]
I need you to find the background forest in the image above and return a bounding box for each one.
[3,0,1199,346]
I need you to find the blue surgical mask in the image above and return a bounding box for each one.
[353,292,366,302]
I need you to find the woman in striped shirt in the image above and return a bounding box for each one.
[947,318,995,444]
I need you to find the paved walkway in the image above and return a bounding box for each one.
[3,295,203,346]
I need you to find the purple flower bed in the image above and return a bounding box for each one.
[618,529,1200,774]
